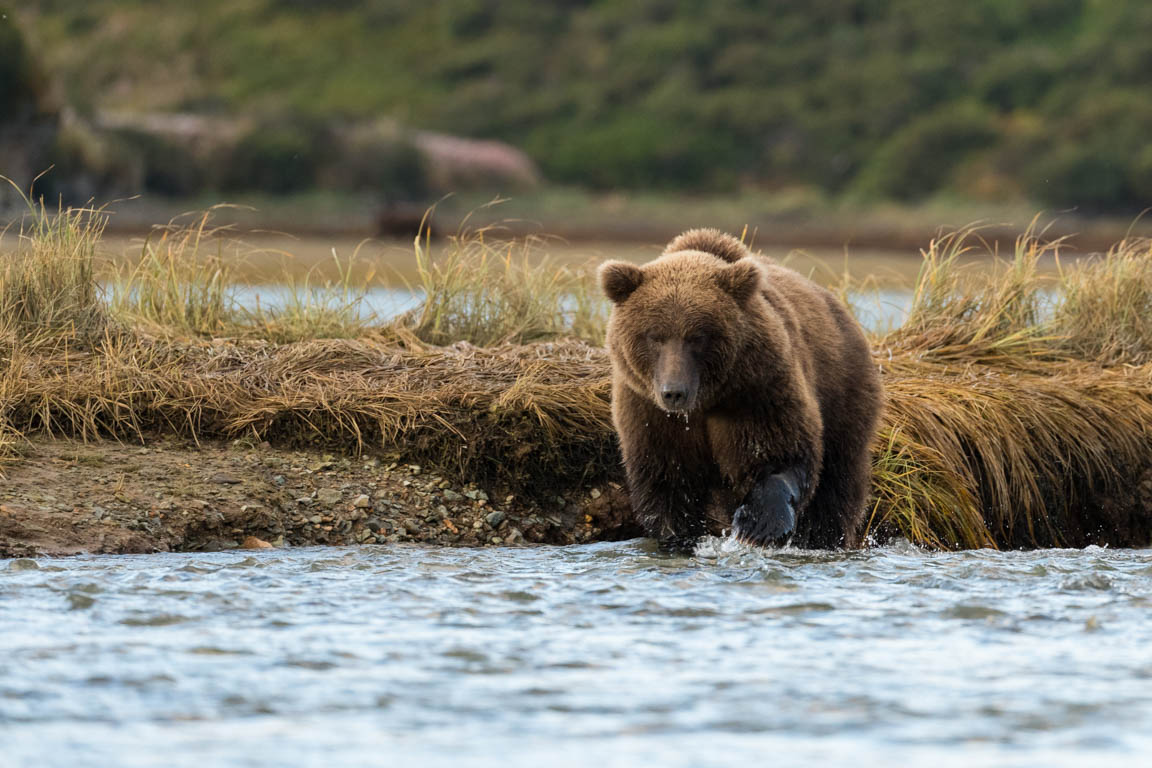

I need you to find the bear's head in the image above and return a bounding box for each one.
[599,232,765,414]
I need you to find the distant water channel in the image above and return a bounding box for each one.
[3,541,1152,767]
[223,286,913,334]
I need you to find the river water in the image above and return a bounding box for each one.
[3,540,1151,767]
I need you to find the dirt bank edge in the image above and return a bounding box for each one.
[0,437,639,558]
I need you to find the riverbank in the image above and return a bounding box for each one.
[0,436,636,558]
[3,200,1152,556]
[3,332,1150,558]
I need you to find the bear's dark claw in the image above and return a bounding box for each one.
[732,471,798,547]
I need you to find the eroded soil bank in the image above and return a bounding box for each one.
[0,438,639,558]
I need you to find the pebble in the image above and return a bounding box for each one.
[241,536,274,549]
[403,519,421,535]
[211,472,241,485]
[589,488,601,499]
[311,456,336,471]
[464,489,489,501]
[485,510,506,527]
[316,488,342,506]
[272,475,286,486]
[442,489,464,502]
[352,494,372,509]
[9,558,39,571]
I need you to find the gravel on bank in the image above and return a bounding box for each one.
[0,438,639,558]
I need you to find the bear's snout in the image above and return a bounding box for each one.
[660,385,689,410]
[653,341,700,413]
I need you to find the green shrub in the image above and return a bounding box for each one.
[0,10,51,122]
[532,114,739,189]
[224,120,331,194]
[1023,88,1152,210]
[852,105,999,201]
[104,129,206,197]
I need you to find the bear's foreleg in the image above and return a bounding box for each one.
[613,383,718,550]
[708,401,822,547]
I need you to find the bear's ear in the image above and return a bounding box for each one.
[716,260,761,304]
[599,261,645,303]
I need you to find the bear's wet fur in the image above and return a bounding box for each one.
[599,228,883,550]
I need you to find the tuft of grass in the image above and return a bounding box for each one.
[401,224,608,346]
[1053,238,1152,366]
[242,246,376,344]
[0,179,108,347]
[107,209,378,342]
[107,209,237,336]
[864,424,990,550]
[881,222,1060,365]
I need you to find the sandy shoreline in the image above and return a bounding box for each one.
[0,437,638,558]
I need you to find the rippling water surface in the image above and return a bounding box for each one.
[3,541,1152,767]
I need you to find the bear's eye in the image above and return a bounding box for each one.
[685,333,709,347]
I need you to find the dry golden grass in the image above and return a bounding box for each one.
[0,180,109,348]
[404,223,608,346]
[0,332,615,490]
[1053,238,1152,366]
[107,208,378,342]
[107,209,237,336]
[2,200,1152,549]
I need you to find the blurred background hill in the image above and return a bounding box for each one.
[5,1,1152,239]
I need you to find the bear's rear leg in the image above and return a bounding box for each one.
[796,449,872,548]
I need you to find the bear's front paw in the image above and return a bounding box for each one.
[732,473,797,547]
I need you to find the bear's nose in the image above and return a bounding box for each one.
[661,387,687,408]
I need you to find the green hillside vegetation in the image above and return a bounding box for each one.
[0,12,51,120]
[14,0,1152,208]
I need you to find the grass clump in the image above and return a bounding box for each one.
[403,224,607,346]
[1053,238,1152,366]
[0,180,108,346]
[107,209,237,336]
[242,248,376,343]
[107,208,376,342]
[880,223,1057,365]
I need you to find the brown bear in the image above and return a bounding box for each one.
[599,228,883,550]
